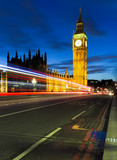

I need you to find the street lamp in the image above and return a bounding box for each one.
[32,78,37,91]
[32,78,36,85]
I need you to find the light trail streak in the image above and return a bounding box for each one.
[0,91,89,96]
[0,80,46,87]
[7,75,46,83]
[0,64,46,78]
[0,64,92,93]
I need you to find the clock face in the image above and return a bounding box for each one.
[75,40,82,47]
[85,41,87,47]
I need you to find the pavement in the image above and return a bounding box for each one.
[103,95,117,160]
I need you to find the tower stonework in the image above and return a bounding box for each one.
[72,9,87,85]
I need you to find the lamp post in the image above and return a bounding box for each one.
[32,78,37,91]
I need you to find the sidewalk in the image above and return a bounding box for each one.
[103,96,117,160]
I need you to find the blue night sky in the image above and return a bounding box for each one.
[0,0,117,81]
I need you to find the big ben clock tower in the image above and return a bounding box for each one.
[73,9,87,86]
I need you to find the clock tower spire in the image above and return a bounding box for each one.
[72,9,87,86]
[75,8,84,34]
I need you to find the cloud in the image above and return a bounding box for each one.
[48,60,106,74]
[47,59,72,68]
[108,58,117,63]
[48,54,117,69]
[85,19,106,36]
[47,63,72,71]
[0,0,71,52]
[0,0,51,49]
[47,59,73,72]
[47,35,72,51]
[50,41,72,50]
[61,60,73,65]
[20,0,51,33]
[87,68,105,74]
[88,55,117,63]
[88,65,104,69]
[47,54,117,76]
[87,55,117,74]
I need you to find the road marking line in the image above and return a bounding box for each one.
[13,127,62,160]
[72,100,102,121]
[83,143,94,160]
[73,143,85,160]
[89,99,103,109]
[72,110,86,120]
[89,104,95,109]
[0,99,83,118]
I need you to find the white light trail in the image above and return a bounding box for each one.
[0,64,92,91]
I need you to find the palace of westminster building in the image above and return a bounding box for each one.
[0,10,88,92]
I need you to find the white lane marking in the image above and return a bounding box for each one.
[89,104,95,109]
[72,110,86,120]
[0,99,82,118]
[89,99,103,109]
[72,101,101,121]
[13,127,62,160]
[106,137,117,143]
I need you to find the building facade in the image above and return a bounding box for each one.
[0,10,87,93]
[0,70,7,93]
[46,69,73,92]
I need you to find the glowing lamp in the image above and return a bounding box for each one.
[32,78,36,85]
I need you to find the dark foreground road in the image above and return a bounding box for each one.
[0,94,112,160]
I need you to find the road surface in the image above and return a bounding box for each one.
[0,94,112,160]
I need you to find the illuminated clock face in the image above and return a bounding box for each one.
[85,41,87,47]
[75,40,82,47]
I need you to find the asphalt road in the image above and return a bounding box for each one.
[0,94,112,160]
